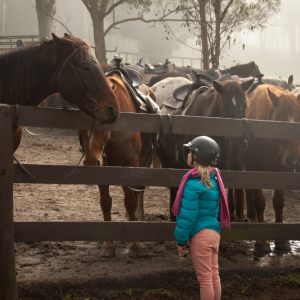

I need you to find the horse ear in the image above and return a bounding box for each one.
[52,33,74,55]
[267,88,279,108]
[64,33,71,37]
[288,75,294,86]
[241,78,254,91]
[213,81,224,95]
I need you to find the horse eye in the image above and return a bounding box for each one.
[81,65,89,71]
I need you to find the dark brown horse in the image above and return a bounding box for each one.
[79,74,155,257]
[158,77,254,221]
[241,85,300,252]
[220,61,261,78]
[0,34,119,153]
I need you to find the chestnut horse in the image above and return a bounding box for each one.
[0,34,119,153]
[79,74,155,257]
[158,77,254,221]
[243,85,300,252]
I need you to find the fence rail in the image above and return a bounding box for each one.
[1,104,300,299]
[14,165,300,190]
[14,222,300,242]
[10,106,300,140]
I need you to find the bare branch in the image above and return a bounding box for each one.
[165,24,201,52]
[104,0,125,17]
[221,0,234,22]
[81,0,91,13]
[106,46,117,52]
[35,6,73,35]
[104,9,182,36]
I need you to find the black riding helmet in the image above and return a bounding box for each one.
[16,39,24,46]
[184,136,220,167]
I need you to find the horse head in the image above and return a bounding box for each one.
[79,129,111,166]
[51,34,120,124]
[267,88,300,168]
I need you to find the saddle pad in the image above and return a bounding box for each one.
[163,97,185,109]
[173,84,193,101]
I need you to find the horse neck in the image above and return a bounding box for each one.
[0,45,60,107]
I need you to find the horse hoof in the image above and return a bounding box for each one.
[255,242,271,253]
[275,240,291,251]
[128,242,143,258]
[101,247,116,257]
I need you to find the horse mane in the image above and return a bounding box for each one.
[0,36,91,105]
[246,84,300,122]
[0,45,41,104]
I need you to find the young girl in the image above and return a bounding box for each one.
[173,136,230,300]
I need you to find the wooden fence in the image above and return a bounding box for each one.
[1,104,300,299]
[0,35,42,51]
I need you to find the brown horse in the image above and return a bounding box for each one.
[158,77,254,221]
[220,61,261,78]
[0,34,119,153]
[79,74,155,257]
[242,85,300,251]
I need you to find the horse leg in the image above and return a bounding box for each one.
[227,189,235,221]
[136,191,145,221]
[235,189,245,221]
[273,190,290,251]
[122,187,143,257]
[252,189,271,252]
[245,189,257,222]
[99,185,115,257]
[170,187,177,222]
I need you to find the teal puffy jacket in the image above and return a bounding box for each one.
[175,171,220,246]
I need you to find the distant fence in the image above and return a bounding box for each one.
[0,35,42,51]
[1,105,300,298]
[109,51,202,68]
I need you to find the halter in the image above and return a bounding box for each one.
[56,48,98,112]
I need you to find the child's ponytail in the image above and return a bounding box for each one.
[197,165,213,189]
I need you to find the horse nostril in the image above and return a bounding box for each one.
[106,105,119,120]
[96,159,101,166]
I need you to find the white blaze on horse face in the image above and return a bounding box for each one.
[87,130,93,148]
[232,97,237,106]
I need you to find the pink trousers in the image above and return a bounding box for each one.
[190,229,221,300]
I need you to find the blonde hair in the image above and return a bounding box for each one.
[197,165,213,189]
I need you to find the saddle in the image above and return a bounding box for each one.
[144,59,172,74]
[163,73,232,110]
[191,67,220,81]
[124,68,143,87]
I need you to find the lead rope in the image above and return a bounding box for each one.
[13,116,96,183]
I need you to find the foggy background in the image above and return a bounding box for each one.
[0,0,299,83]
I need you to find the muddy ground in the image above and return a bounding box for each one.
[14,128,300,299]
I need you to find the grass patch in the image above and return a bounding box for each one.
[57,286,77,299]
[126,289,133,297]
[240,285,250,294]
[276,274,300,286]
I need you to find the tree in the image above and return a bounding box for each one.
[81,0,182,63]
[35,0,56,38]
[178,0,281,69]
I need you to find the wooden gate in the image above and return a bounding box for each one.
[1,105,300,299]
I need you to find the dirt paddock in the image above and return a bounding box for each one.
[14,128,300,299]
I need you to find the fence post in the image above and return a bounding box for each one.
[0,105,17,300]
